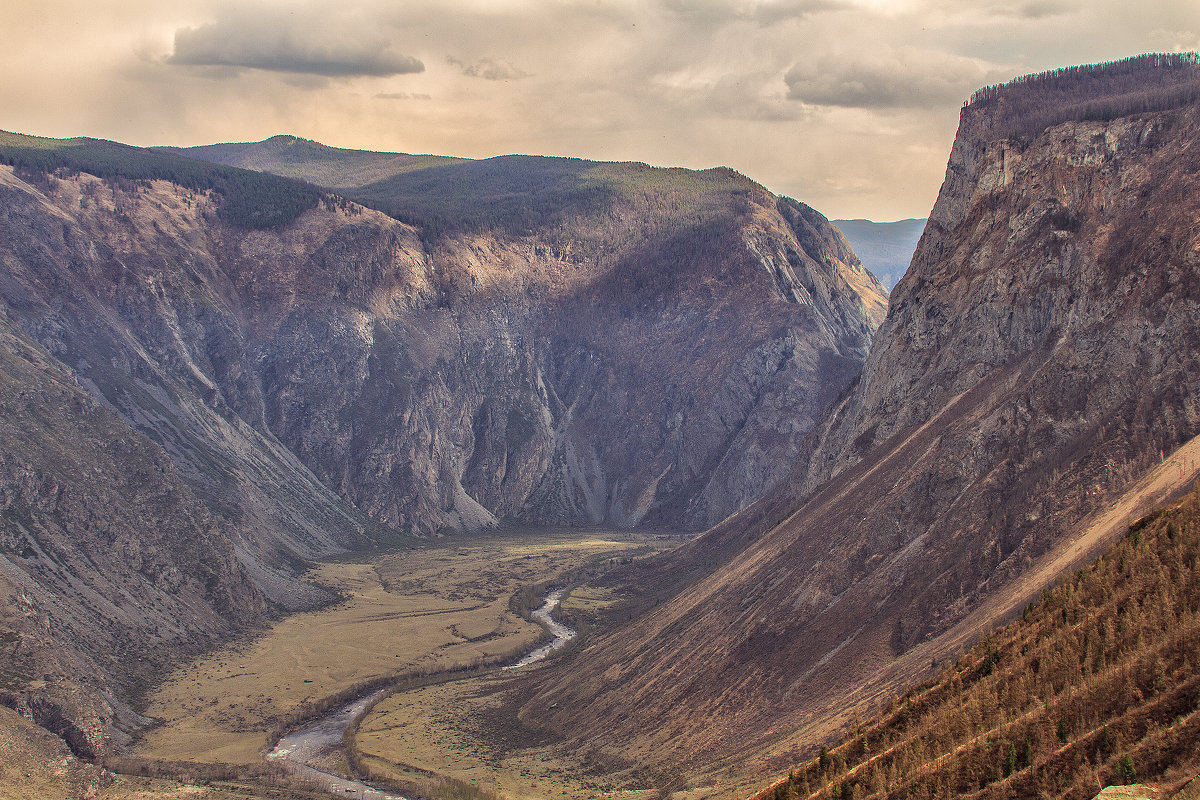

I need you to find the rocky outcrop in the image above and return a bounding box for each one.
[520,62,1200,788]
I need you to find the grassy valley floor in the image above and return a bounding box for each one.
[348,559,722,800]
[129,529,671,779]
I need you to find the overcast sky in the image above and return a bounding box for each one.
[3,1,1198,220]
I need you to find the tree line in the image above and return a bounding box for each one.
[0,132,320,229]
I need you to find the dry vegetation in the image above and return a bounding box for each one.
[967,52,1200,141]
[350,634,651,800]
[344,546,686,800]
[132,530,652,767]
[754,487,1200,800]
[0,706,329,800]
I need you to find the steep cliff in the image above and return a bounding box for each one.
[519,55,1200,791]
[0,162,391,608]
[0,139,886,537]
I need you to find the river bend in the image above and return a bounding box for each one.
[266,587,575,798]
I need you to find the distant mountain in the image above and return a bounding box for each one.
[157,134,462,191]
[831,218,925,291]
[161,135,887,533]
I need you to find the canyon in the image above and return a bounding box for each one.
[2,53,1200,800]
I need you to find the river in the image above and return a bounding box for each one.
[266,586,575,799]
[504,587,576,669]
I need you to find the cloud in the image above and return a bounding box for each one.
[661,0,842,25]
[982,0,1078,20]
[784,47,1005,108]
[446,56,530,81]
[167,13,424,78]
[698,73,809,121]
[376,91,432,100]
[1013,0,1075,18]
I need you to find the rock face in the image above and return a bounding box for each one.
[0,150,885,538]
[520,60,1200,789]
[0,317,263,757]
[0,165,389,608]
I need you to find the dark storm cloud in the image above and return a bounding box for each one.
[446,56,529,81]
[784,49,1000,109]
[167,16,424,77]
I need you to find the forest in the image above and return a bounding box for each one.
[0,130,321,229]
[966,52,1200,141]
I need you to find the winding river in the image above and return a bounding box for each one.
[266,587,575,799]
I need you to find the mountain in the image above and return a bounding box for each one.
[831,218,925,291]
[158,134,464,190]
[150,136,888,532]
[755,488,1200,799]
[0,131,885,753]
[517,53,1200,793]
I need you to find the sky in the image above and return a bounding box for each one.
[3,1,1199,220]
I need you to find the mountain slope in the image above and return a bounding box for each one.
[158,133,463,190]
[0,160,391,604]
[0,315,264,757]
[83,136,889,533]
[516,54,1200,792]
[755,487,1200,800]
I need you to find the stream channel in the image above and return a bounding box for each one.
[266,587,576,799]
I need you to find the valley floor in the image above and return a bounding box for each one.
[115,529,673,798]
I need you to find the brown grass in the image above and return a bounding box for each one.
[132,530,650,767]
